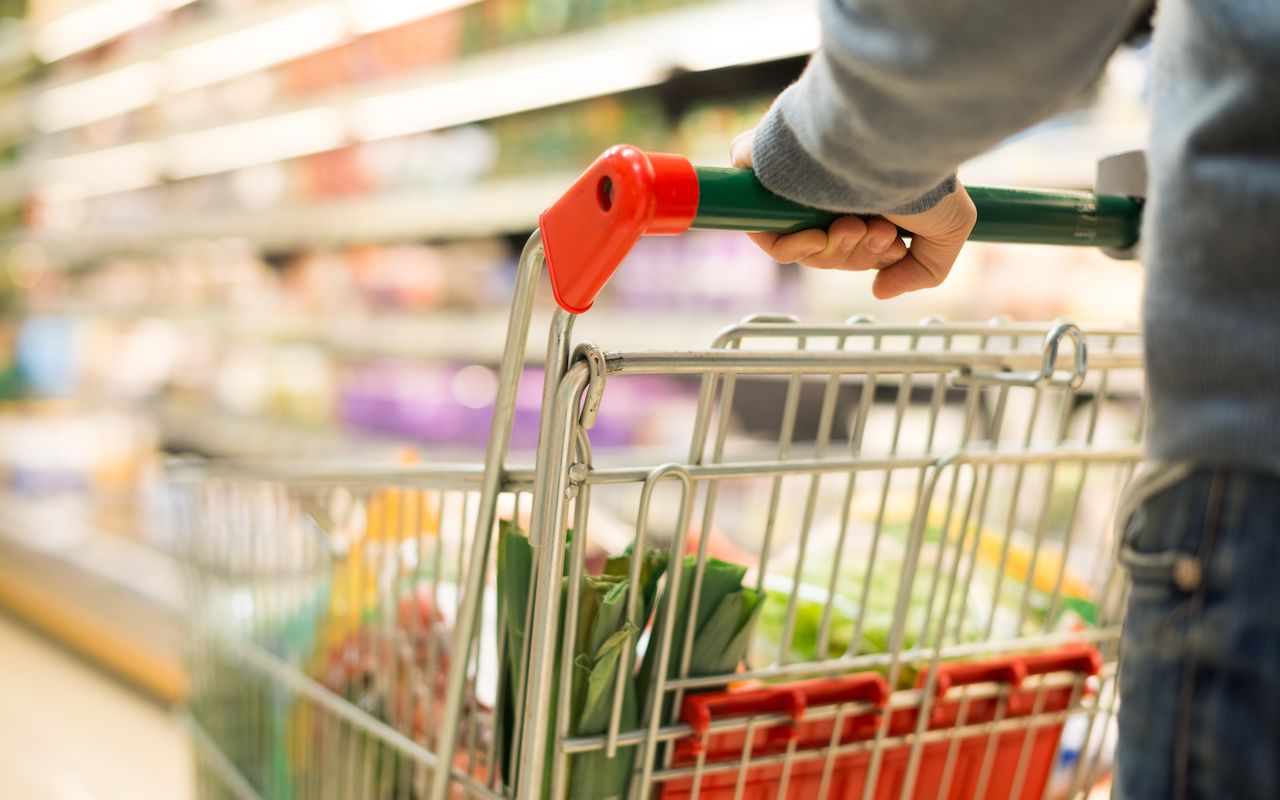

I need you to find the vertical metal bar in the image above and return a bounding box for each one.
[508,499,542,788]
[667,471,707,773]
[396,490,419,742]
[507,310,576,793]
[683,339,740,696]
[488,490,520,793]
[381,488,404,800]
[549,486,592,800]
[860,454,948,800]
[850,341,913,656]
[1082,670,1122,796]
[776,736,799,800]
[634,467,696,798]
[899,463,979,800]
[1014,383,1075,633]
[983,380,1044,639]
[1066,685,1104,798]
[752,362,805,597]
[935,693,974,800]
[818,331,874,658]
[778,354,842,662]
[815,701,851,798]
[1017,678,1077,800]
[732,718,759,800]
[606,440,651,758]
[441,488,471,781]
[532,309,578,546]
[426,491,449,778]
[949,322,1017,640]
[515,362,591,800]
[915,445,977,650]
[430,233,546,800]
[691,740,709,799]
[251,488,268,794]
[968,688,1013,800]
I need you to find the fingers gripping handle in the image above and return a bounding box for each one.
[538,145,1144,314]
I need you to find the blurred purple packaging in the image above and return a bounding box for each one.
[339,362,691,449]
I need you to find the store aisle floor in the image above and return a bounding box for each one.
[0,613,192,800]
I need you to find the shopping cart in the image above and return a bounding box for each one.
[176,146,1147,800]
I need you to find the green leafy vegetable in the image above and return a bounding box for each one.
[637,556,763,721]
[495,523,667,798]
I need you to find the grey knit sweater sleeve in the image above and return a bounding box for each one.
[752,0,1148,214]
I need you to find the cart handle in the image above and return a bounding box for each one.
[538,145,1144,314]
[920,644,1104,698]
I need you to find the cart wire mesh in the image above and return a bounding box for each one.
[177,314,1143,800]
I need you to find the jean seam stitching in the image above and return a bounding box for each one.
[1173,470,1228,800]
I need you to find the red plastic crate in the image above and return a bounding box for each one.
[660,644,1101,800]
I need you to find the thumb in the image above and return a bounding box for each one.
[730,129,755,168]
[873,187,977,298]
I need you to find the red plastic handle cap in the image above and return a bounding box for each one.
[538,145,699,314]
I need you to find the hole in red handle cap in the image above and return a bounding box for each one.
[597,175,613,212]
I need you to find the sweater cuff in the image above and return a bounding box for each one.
[752,103,957,216]
[888,174,957,215]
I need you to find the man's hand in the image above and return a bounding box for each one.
[731,130,977,299]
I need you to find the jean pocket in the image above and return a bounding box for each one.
[1118,492,1206,594]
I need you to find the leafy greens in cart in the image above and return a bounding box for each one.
[496,522,668,799]
[495,523,771,798]
[635,555,763,721]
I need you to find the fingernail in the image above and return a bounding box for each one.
[839,236,858,253]
[868,237,890,253]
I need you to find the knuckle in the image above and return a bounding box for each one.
[840,215,869,237]
[866,217,896,237]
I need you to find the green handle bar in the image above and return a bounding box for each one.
[692,166,1142,250]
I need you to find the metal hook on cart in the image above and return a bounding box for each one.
[572,343,608,430]
[954,320,1088,389]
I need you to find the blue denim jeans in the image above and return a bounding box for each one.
[1115,468,1280,800]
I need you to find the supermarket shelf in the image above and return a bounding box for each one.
[33,0,315,74]
[26,304,738,361]
[155,400,418,460]
[151,402,710,468]
[31,0,816,177]
[0,91,28,145]
[0,19,27,74]
[28,173,573,258]
[0,495,187,703]
[0,164,23,207]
